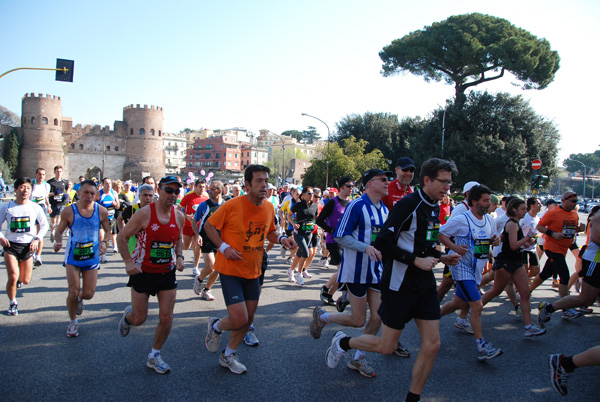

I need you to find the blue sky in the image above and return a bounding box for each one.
[2,0,599,164]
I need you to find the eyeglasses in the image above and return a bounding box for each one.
[566,198,578,203]
[344,184,354,188]
[313,195,321,199]
[370,177,390,183]
[160,186,179,194]
[434,178,453,186]
[306,192,314,195]
[401,167,415,172]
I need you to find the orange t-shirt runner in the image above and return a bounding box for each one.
[538,206,579,255]
[179,191,208,235]
[208,195,276,279]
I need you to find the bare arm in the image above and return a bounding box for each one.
[204,220,242,260]
[53,206,73,252]
[117,206,151,274]
[590,213,600,245]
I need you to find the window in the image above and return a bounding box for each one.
[106,146,110,151]
[79,144,83,150]
[31,117,35,124]
[70,143,74,149]
[205,153,211,159]
[235,154,238,158]
[42,117,48,125]
[54,118,59,126]
[140,128,145,135]
[115,146,119,151]
[150,129,155,136]
[158,130,162,136]
[130,128,133,135]
[216,161,220,167]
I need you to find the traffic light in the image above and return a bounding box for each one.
[55,59,74,82]
[530,174,549,194]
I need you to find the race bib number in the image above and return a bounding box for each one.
[562,224,577,239]
[371,225,381,244]
[33,196,44,204]
[74,241,95,261]
[10,217,31,233]
[301,222,314,231]
[150,241,173,264]
[426,222,440,242]
[474,239,491,259]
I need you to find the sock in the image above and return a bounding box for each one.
[149,348,160,358]
[476,338,486,352]
[561,355,577,372]
[339,336,351,352]
[213,319,222,333]
[525,324,532,329]
[70,319,77,324]
[249,324,255,331]
[224,346,236,357]
[10,299,17,305]
[514,304,520,311]
[353,350,365,360]
[204,286,211,291]
[547,303,556,314]
[405,391,420,402]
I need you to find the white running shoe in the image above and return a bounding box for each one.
[302,270,312,278]
[287,268,296,283]
[201,288,216,301]
[454,317,474,334]
[66,322,79,338]
[205,317,221,353]
[219,352,247,374]
[326,331,347,368]
[147,353,171,374]
[100,254,108,263]
[193,275,203,295]
[192,267,200,276]
[295,271,304,285]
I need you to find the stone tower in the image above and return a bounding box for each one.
[122,104,166,182]
[18,93,65,177]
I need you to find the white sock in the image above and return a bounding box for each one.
[70,319,77,324]
[149,348,160,358]
[10,299,17,305]
[354,350,366,360]
[224,346,236,357]
[321,313,330,323]
[213,320,221,333]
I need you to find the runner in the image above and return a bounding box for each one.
[30,168,50,267]
[116,176,185,374]
[279,187,301,266]
[310,168,391,378]
[53,179,111,337]
[203,165,296,374]
[0,178,49,315]
[179,179,208,276]
[47,165,69,242]
[192,180,224,301]
[117,184,155,254]
[321,159,460,402]
[381,156,415,210]
[288,186,318,285]
[95,178,120,262]
[520,197,542,278]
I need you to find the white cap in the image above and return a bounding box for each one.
[463,181,480,194]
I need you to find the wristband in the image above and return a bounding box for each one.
[546,230,554,238]
[219,242,231,253]
[176,254,184,260]
[278,235,288,244]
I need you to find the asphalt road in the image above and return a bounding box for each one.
[1,220,598,402]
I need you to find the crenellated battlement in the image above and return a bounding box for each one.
[123,104,163,111]
[68,123,114,135]
[22,93,61,101]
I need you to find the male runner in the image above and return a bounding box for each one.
[117,176,185,374]
[204,165,296,374]
[47,165,68,242]
[30,168,50,267]
[310,169,391,377]
[322,158,460,402]
[381,156,415,210]
[117,184,155,253]
[95,178,120,261]
[192,180,224,301]
[54,179,111,337]
[0,178,48,315]
[179,179,208,276]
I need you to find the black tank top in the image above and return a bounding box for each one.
[497,218,524,261]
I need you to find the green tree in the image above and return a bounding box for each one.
[380,13,560,105]
[0,105,20,127]
[281,130,303,142]
[409,91,560,192]
[302,126,321,144]
[3,128,20,176]
[302,137,388,189]
[563,150,600,175]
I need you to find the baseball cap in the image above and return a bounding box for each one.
[561,191,577,202]
[545,198,559,206]
[268,183,276,190]
[362,169,393,185]
[396,157,416,169]
[490,194,499,204]
[462,181,480,194]
[338,177,353,187]
[158,176,182,188]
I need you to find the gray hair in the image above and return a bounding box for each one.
[138,184,155,194]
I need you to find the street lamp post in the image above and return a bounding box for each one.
[565,158,587,200]
[301,113,330,189]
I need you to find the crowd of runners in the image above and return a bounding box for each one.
[1,159,599,400]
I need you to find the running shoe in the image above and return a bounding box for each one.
[295,271,304,285]
[454,317,474,334]
[336,291,349,312]
[310,306,327,339]
[118,306,132,337]
[347,357,376,378]
[77,298,84,316]
[524,324,546,337]
[514,305,522,317]
[16,281,22,289]
[537,301,551,327]
[147,353,171,374]
[201,288,216,301]
[66,322,79,338]
[100,254,108,263]
[394,342,410,358]
[287,268,296,283]
[320,285,330,305]
[323,260,330,269]
[219,352,247,374]
[50,233,54,242]
[8,302,18,316]
[552,279,559,288]
[192,266,200,276]
[244,329,259,346]
[286,257,293,265]
[561,308,582,320]
[302,270,312,278]
[325,331,347,369]
[577,306,593,314]
[33,256,42,267]
[113,246,119,254]
[319,257,326,267]
[477,343,502,361]
[549,354,569,396]
[205,317,221,354]
[193,276,203,295]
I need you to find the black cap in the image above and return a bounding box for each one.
[158,176,182,187]
[396,157,415,169]
[337,177,353,187]
[545,198,559,206]
[362,169,393,185]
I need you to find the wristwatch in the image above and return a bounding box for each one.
[176,254,185,261]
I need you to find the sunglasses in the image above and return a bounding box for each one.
[344,184,354,188]
[401,167,415,172]
[566,198,578,203]
[370,177,390,183]
[306,192,314,195]
[160,186,179,194]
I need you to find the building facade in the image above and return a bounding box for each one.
[183,134,242,176]
[163,131,188,174]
